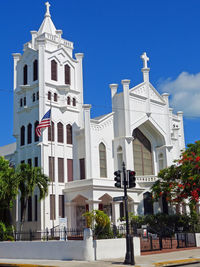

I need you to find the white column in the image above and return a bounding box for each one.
[12,53,21,139]
[122,79,131,137]
[109,83,118,112]
[66,202,77,228]
[55,30,63,43]
[38,39,46,230]
[177,111,185,151]
[141,52,151,116]
[38,39,46,120]
[12,53,21,89]
[75,53,84,128]
[83,104,92,179]
[121,80,134,170]
[86,200,101,211]
[113,202,120,225]
[30,31,37,50]
[133,202,139,215]
[124,137,134,170]
[162,93,171,146]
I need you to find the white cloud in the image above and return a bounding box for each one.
[158,72,200,117]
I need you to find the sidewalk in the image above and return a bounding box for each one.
[0,248,199,267]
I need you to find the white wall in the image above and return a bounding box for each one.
[0,241,88,261]
[195,233,200,247]
[0,237,140,261]
[94,237,140,260]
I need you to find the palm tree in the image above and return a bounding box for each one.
[16,163,49,231]
[0,156,18,225]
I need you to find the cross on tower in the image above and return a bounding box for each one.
[45,2,51,17]
[141,52,149,69]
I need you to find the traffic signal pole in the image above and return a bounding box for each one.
[122,162,135,265]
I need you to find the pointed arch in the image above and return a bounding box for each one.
[23,65,28,85]
[65,64,71,85]
[132,128,153,175]
[72,97,76,106]
[66,124,72,144]
[67,96,71,105]
[33,60,38,81]
[27,123,32,144]
[48,121,54,142]
[20,126,25,146]
[99,142,107,178]
[51,60,57,81]
[34,121,39,142]
[57,122,63,143]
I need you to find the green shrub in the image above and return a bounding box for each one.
[129,213,199,237]
[83,210,114,239]
[0,221,6,241]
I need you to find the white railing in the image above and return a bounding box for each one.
[136,175,158,183]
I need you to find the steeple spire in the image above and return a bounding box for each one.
[38,2,57,36]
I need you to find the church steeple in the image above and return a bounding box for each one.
[38,2,57,36]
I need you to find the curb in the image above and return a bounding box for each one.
[0,264,57,267]
[154,258,200,266]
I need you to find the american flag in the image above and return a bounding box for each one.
[36,109,51,137]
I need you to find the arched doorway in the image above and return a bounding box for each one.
[132,128,153,175]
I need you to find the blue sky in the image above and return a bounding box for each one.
[0,0,200,147]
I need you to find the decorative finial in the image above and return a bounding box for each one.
[141,52,149,69]
[45,2,51,17]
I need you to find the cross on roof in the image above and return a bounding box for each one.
[141,52,149,69]
[45,2,51,17]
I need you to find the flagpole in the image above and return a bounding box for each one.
[50,97,54,231]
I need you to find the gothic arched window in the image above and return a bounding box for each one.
[132,128,153,175]
[27,123,32,144]
[33,60,38,81]
[34,121,39,142]
[66,124,72,145]
[67,96,71,105]
[23,65,28,85]
[48,121,54,142]
[32,93,35,102]
[158,153,164,172]
[20,126,25,146]
[72,98,76,106]
[54,93,57,102]
[65,64,71,85]
[48,91,51,101]
[51,60,57,81]
[99,142,107,178]
[57,122,63,143]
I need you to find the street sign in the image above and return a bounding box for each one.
[113,196,125,202]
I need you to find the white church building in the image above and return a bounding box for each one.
[0,2,185,231]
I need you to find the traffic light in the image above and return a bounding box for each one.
[114,170,121,188]
[128,170,136,188]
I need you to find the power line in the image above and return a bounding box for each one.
[0,87,200,119]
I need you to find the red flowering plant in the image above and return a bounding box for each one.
[151,141,200,216]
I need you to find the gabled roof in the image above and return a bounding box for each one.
[130,82,165,104]
[38,2,57,36]
[91,112,114,124]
